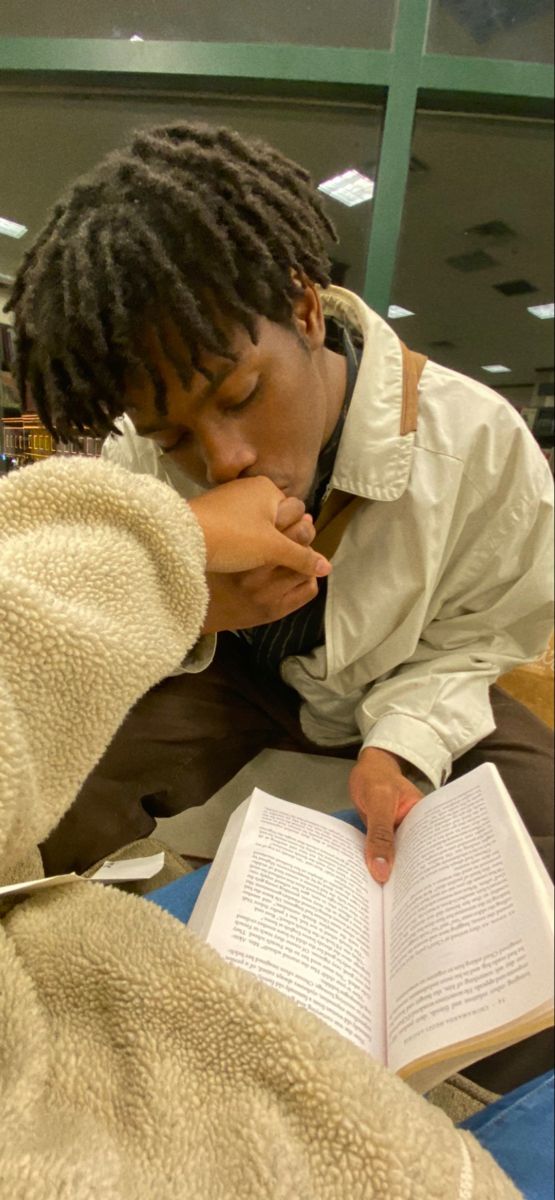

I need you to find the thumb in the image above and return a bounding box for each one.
[365,800,396,884]
[270,529,332,578]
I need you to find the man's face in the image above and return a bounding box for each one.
[124,287,342,502]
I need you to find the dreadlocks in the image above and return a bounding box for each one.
[6,122,337,441]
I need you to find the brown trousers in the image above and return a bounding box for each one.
[42,633,554,1092]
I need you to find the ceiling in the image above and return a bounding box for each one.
[0,85,553,406]
[391,111,554,403]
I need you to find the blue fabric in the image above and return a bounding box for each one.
[147,863,210,924]
[460,1071,554,1200]
[332,809,366,832]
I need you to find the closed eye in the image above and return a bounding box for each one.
[226,382,261,414]
[158,382,260,454]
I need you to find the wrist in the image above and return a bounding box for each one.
[358,746,406,774]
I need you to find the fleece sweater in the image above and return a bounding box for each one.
[0,456,520,1199]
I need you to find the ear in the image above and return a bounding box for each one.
[290,275,326,351]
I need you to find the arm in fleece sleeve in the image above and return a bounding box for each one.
[358,457,554,789]
[0,456,208,878]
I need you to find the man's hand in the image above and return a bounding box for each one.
[202,564,320,632]
[349,747,424,884]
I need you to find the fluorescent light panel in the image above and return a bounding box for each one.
[527,302,554,320]
[482,364,512,373]
[0,216,27,239]
[318,169,375,207]
[388,305,414,319]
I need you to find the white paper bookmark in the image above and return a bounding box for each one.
[0,852,165,899]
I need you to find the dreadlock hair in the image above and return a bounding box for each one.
[6,121,337,442]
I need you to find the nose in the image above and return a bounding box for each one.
[200,425,257,486]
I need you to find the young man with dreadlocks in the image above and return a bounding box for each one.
[9,117,553,912]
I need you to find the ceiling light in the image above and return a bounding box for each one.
[388,305,414,319]
[129,33,144,41]
[0,217,27,239]
[482,364,512,373]
[527,302,554,320]
[318,169,375,207]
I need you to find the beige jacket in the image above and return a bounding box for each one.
[0,457,520,1198]
[103,287,554,788]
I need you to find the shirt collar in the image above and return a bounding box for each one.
[321,286,416,503]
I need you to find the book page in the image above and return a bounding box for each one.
[384,764,554,1075]
[193,790,386,1061]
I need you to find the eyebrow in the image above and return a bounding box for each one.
[132,363,237,438]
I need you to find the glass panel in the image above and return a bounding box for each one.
[0,88,382,319]
[391,111,554,464]
[427,0,554,64]
[0,0,396,48]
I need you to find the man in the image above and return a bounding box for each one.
[7,122,553,906]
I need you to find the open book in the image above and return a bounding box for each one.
[189,763,554,1092]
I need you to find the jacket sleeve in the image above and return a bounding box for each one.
[0,456,208,876]
[358,456,554,789]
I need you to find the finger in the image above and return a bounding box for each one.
[275,496,306,532]
[269,529,331,577]
[364,799,397,884]
[279,516,315,548]
[277,577,319,618]
[241,579,318,628]
[240,565,308,591]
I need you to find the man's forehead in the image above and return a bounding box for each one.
[124,319,260,432]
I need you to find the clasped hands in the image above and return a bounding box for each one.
[188,476,330,633]
[189,476,423,885]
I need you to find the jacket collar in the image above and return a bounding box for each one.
[321,286,415,502]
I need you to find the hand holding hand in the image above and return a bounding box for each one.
[349,748,424,884]
[188,477,330,576]
[189,477,331,634]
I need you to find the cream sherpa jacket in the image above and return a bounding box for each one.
[0,457,520,1199]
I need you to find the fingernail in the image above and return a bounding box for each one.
[315,557,331,577]
[372,856,390,884]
